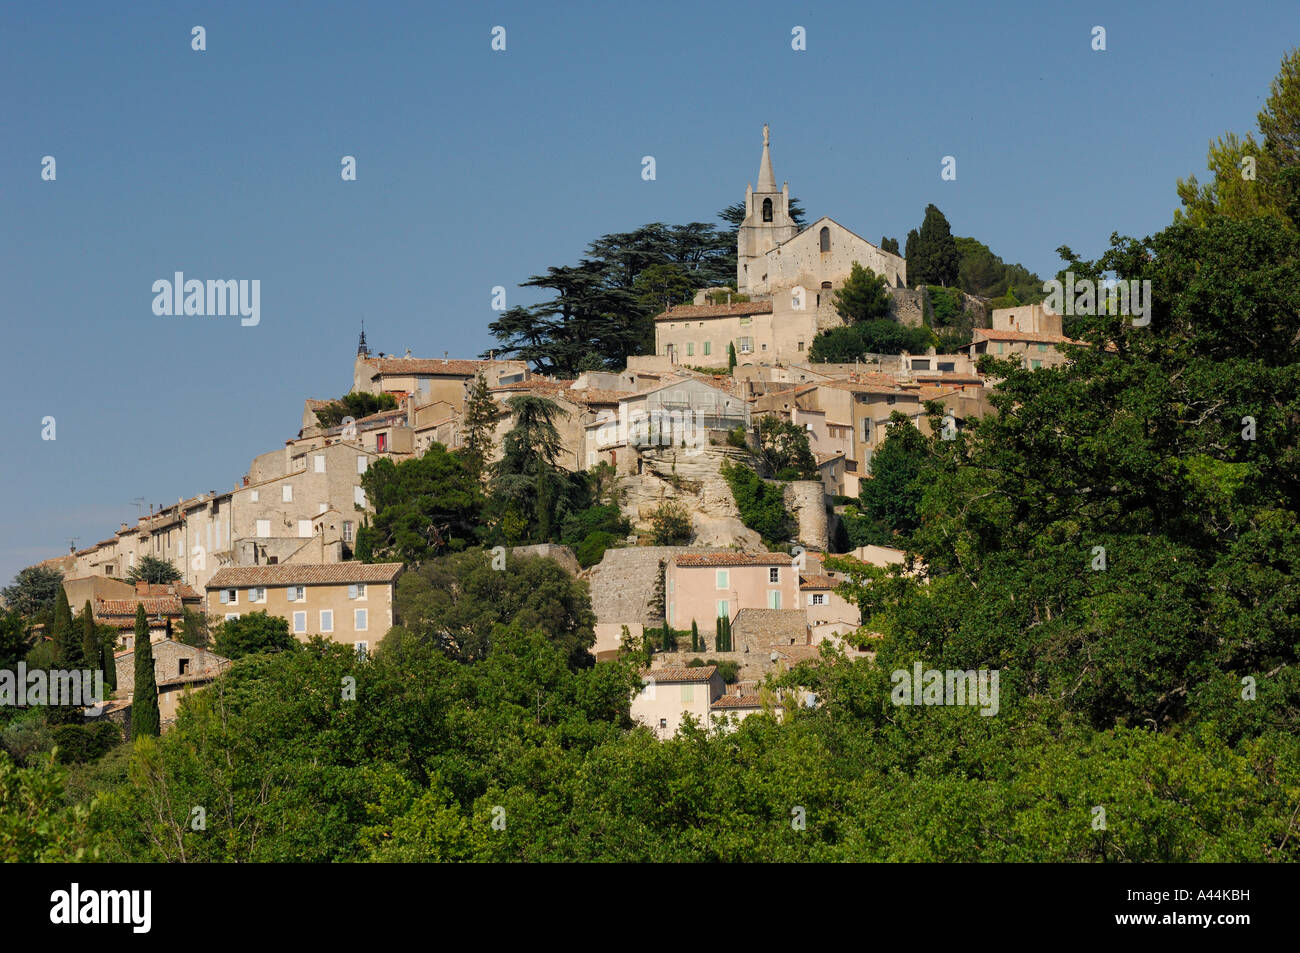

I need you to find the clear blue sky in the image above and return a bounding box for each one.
[1,0,1296,584]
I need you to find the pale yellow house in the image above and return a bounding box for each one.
[205,562,403,655]
[632,665,725,738]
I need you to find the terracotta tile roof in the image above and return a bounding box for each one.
[654,301,773,322]
[95,597,184,618]
[641,665,718,683]
[135,582,201,600]
[674,552,794,568]
[817,378,919,397]
[362,357,525,377]
[492,379,577,396]
[798,574,838,590]
[711,693,764,710]
[569,388,634,405]
[206,562,403,588]
[972,329,1077,344]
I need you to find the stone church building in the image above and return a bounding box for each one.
[656,125,910,367]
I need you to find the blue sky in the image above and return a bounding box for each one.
[1,0,1296,584]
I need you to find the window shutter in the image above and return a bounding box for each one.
[220,589,229,604]
[348,584,358,600]
[287,588,296,602]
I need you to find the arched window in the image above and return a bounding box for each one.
[821,281,832,289]
[819,227,830,252]
[762,198,773,222]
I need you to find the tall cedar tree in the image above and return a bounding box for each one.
[132,605,161,737]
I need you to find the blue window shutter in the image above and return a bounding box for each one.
[348,584,357,600]
[219,589,229,604]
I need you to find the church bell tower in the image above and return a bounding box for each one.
[737,124,798,293]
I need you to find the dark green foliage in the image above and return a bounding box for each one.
[809,321,934,362]
[51,587,84,670]
[131,607,160,738]
[953,236,1046,303]
[313,392,398,428]
[649,501,692,545]
[487,224,737,374]
[361,445,485,563]
[832,262,892,323]
[857,412,932,541]
[1,566,63,620]
[50,723,120,765]
[714,614,733,652]
[881,236,900,255]
[0,611,30,670]
[728,342,737,370]
[907,204,960,287]
[213,611,297,661]
[690,620,700,652]
[575,531,619,568]
[177,608,209,649]
[80,602,98,672]
[393,549,596,668]
[125,555,181,585]
[688,657,739,683]
[720,461,795,548]
[726,426,748,449]
[459,373,498,485]
[757,415,817,480]
[559,504,630,547]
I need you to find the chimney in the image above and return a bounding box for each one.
[405,348,412,358]
[120,522,128,533]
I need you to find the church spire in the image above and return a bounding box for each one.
[756,123,777,193]
[357,321,370,358]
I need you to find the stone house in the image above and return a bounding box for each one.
[968,304,1078,375]
[665,552,799,633]
[204,562,403,655]
[94,596,185,651]
[112,640,232,726]
[353,354,529,405]
[632,665,725,738]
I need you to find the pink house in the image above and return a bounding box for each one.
[666,552,799,632]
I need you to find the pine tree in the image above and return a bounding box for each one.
[132,605,161,737]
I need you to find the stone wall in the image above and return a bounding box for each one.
[584,545,727,631]
[782,481,828,551]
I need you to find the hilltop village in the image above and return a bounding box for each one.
[27,128,1078,737]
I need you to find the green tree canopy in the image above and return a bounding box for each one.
[125,555,181,586]
[360,444,485,563]
[213,611,297,661]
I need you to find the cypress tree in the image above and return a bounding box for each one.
[132,604,161,737]
[81,601,98,670]
[101,626,118,693]
[690,620,700,652]
[715,616,723,652]
[728,342,737,371]
[52,586,84,668]
[911,204,960,287]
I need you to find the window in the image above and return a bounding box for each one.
[348,584,367,600]
[179,658,190,675]
[762,197,773,222]
[298,520,313,538]
[219,588,237,605]
[225,613,239,622]
[250,489,259,502]
[659,718,668,730]
[819,227,830,252]
[354,641,369,660]
[1037,343,1048,352]
[357,456,368,474]
[320,610,334,633]
[355,608,368,631]
[810,593,826,606]
[821,281,832,289]
[287,585,305,602]
[703,341,711,356]
[314,454,326,473]
[739,336,753,354]
[282,485,293,503]
[681,684,695,702]
[686,342,694,356]
[912,359,930,371]
[863,418,872,443]
[768,590,782,610]
[715,569,729,590]
[769,567,780,583]
[343,520,353,542]
[739,315,751,326]
[354,486,366,507]
[939,362,955,372]
[293,611,306,634]
[376,433,388,453]
[256,519,271,538]
[249,587,266,603]
[717,600,729,620]
[886,396,897,406]
[1031,359,1043,370]
[798,341,804,351]
[997,342,1005,355]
